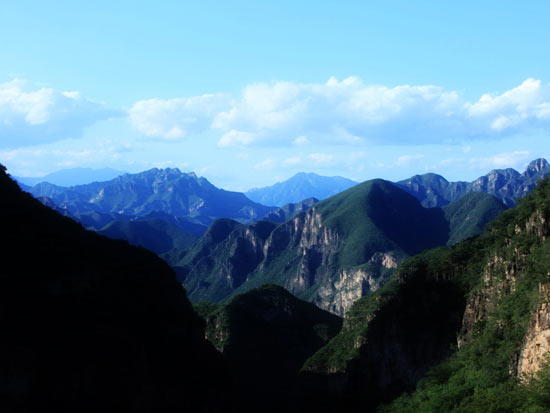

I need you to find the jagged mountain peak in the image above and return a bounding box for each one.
[524,157,550,175]
[398,157,550,208]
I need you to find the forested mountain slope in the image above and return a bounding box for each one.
[299,177,550,412]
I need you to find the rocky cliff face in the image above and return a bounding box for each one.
[458,202,550,350]
[313,252,399,316]
[259,209,401,315]
[263,208,342,294]
[249,205,407,316]
[518,283,550,377]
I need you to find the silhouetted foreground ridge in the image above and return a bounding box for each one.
[0,165,230,413]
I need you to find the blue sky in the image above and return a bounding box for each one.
[1,0,549,190]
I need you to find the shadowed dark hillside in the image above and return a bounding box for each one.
[200,284,343,413]
[0,165,231,413]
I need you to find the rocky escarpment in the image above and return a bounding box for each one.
[313,252,399,316]
[518,283,550,377]
[262,208,343,296]
[259,209,401,315]
[458,203,550,350]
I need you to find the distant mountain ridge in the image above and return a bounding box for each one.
[396,158,550,207]
[245,172,357,206]
[16,167,126,187]
[27,167,274,228]
[260,197,319,223]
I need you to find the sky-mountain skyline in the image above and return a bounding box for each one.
[1,2,549,190]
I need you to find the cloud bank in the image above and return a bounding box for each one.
[129,77,550,147]
[0,79,120,148]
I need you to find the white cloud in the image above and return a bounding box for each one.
[308,153,334,165]
[128,77,550,147]
[435,151,531,173]
[472,150,530,169]
[218,129,257,147]
[395,154,425,166]
[283,156,301,166]
[466,79,550,134]
[129,94,230,140]
[254,158,277,170]
[0,79,120,148]
[0,141,133,176]
[293,135,309,146]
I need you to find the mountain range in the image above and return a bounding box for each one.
[27,167,274,229]
[176,179,507,315]
[396,158,550,207]
[19,159,550,317]
[4,158,550,412]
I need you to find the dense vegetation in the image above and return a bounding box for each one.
[442,191,508,246]
[298,177,550,412]
[381,177,550,412]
